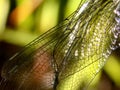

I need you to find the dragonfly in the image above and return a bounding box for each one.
[0,0,120,90]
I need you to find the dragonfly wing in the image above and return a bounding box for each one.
[1,0,119,90]
[54,0,118,90]
[0,15,73,90]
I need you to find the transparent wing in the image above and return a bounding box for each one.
[0,12,76,90]
[0,0,119,90]
[53,0,118,90]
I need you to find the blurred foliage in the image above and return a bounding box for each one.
[0,0,10,36]
[0,0,120,90]
[0,0,80,46]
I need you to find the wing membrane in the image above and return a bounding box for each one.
[0,14,75,90]
[54,0,118,90]
[0,0,119,90]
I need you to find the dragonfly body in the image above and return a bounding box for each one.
[0,0,120,90]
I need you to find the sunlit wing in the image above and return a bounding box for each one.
[53,0,119,90]
[0,0,120,90]
[0,0,88,89]
[0,12,77,90]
